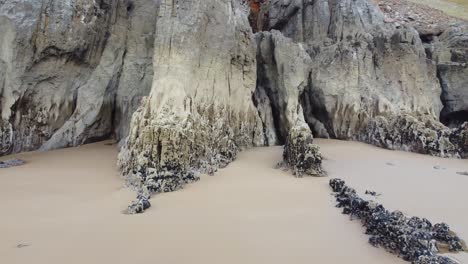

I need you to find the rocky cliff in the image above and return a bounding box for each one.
[1,0,467,210]
[252,0,467,157]
[117,0,266,210]
[0,0,156,155]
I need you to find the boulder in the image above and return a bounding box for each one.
[283,125,323,177]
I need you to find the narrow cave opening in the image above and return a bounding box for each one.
[441,110,468,128]
[299,75,333,139]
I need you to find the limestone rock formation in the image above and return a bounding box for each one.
[254,30,323,175]
[1,0,467,216]
[372,0,468,129]
[255,30,312,143]
[252,0,468,157]
[117,0,266,212]
[0,0,156,155]
[430,24,468,127]
[265,0,441,136]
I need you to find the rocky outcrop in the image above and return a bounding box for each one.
[254,30,323,176]
[0,0,156,155]
[249,0,468,158]
[283,125,323,177]
[360,114,466,158]
[117,0,266,213]
[265,0,441,136]
[430,24,468,127]
[255,30,312,143]
[371,0,468,129]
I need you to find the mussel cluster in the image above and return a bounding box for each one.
[0,159,25,168]
[330,179,465,263]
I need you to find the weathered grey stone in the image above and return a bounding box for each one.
[118,0,265,203]
[431,24,468,127]
[0,158,25,168]
[255,30,312,141]
[0,0,156,155]
[259,0,468,158]
[254,30,323,175]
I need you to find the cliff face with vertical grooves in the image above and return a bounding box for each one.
[1,0,467,209]
[0,0,156,155]
[117,0,266,202]
[252,0,467,158]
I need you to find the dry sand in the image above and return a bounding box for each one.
[0,140,467,264]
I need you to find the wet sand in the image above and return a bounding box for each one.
[0,140,467,264]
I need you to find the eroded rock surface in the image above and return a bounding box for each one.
[254,30,323,176]
[0,0,156,155]
[1,0,467,215]
[361,114,467,158]
[118,0,266,213]
[266,0,441,137]
[255,30,313,143]
[283,125,323,177]
[431,24,468,127]
[250,0,468,158]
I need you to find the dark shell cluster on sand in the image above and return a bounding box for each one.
[0,159,25,168]
[126,165,200,214]
[329,179,466,264]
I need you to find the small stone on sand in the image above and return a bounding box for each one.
[0,159,25,169]
[16,243,30,248]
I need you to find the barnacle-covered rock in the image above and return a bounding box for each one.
[414,255,459,264]
[361,114,467,158]
[329,178,466,263]
[118,0,265,212]
[0,159,25,169]
[450,123,468,158]
[283,125,323,177]
[127,195,151,215]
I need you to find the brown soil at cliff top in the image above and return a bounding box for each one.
[1,140,468,263]
[407,0,468,20]
[373,0,467,35]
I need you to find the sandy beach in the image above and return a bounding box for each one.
[0,140,467,264]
